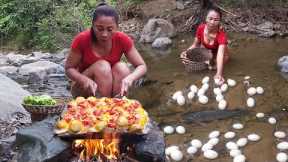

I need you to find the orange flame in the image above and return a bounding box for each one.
[73,132,120,161]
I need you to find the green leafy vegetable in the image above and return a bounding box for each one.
[23,95,56,106]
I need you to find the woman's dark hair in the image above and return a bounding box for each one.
[90,1,119,42]
[206,6,222,19]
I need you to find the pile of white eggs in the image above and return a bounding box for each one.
[244,76,265,108]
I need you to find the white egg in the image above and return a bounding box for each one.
[190,139,202,148]
[214,78,222,86]
[274,131,286,139]
[187,91,195,100]
[224,131,236,139]
[227,79,237,87]
[226,141,238,150]
[201,143,213,152]
[233,123,244,130]
[202,76,210,84]
[197,88,206,96]
[176,95,185,106]
[216,94,224,102]
[244,76,250,80]
[247,133,261,141]
[233,154,246,162]
[247,87,257,96]
[256,86,264,95]
[170,150,183,161]
[256,112,265,118]
[268,117,277,124]
[218,100,227,110]
[165,145,179,155]
[220,83,229,92]
[198,95,208,104]
[202,83,209,91]
[276,152,288,162]
[203,150,218,159]
[246,97,256,108]
[172,91,182,100]
[209,130,220,138]
[236,138,248,147]
[213,88,222,95]
[277,142,288,150]
[176,126,186,134]
[187,146,198,155]
[230,149,242,157]
[207,138,220,146]
[190,85,198,93]
[163,126,174,134]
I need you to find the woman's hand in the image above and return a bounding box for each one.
[214,73,225,85]
[80,76,97,96]
[120,75,134,96]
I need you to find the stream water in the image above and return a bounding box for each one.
[24,33,288,162]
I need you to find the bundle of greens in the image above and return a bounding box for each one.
[23,95,57,106]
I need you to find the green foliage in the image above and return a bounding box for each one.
[0,0,93,51]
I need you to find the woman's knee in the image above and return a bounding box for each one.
[89,60,112,78]
[112,62,130,79]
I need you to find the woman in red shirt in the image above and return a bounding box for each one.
[182,7,229,84]
[65,3,147,98]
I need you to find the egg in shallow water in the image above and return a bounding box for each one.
[191,139,202,148]
[246,97,256,107]
[187,91,195,100]
[203,150,218,159]
[233,123,244,130]
[207,138,219,146]
[268,117,277,124]
[274,131,286,139]
[176,95,185,106]
[198,95,208,104]
[221,83,228,92]
[202,143,213,152]
[276,152,288,162]
[165,145,179,156]
[187,146,198,155]
[230,149,242,157]
[233,154,246,162]
[227,79,237,87]
[172,91,182,100]
[209,130,220,138]
[218,99,227,110]
[216,94,224,102]
[236,138,248,147]
[202,83,209,91]
[256,86,264,94]
[170,149,183,161]
[213,88,222,95]
[214,78,221,85]
[190,85,198,93]
[197,88,206,96]
[256,112,265,118]
[247,87,257,96]
[226,141,238,150]
[202,76,210,84]
[247,133,261,141]
[163,126,174,134]
[277,142,288,150]
[224,131,236,139]
[176,125,186,134]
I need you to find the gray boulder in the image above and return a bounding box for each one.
[139,18,176,43]
[18,61,64,83]
[6,53,37,66]
[152,37,172,49]
[0,65,18,76]
[15,117,70,162]
[0,73,31,123]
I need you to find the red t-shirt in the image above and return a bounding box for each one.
[196,23,228,55]
[71,29,133,72]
